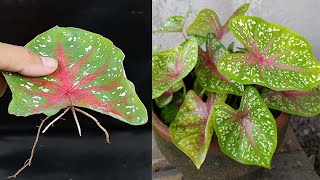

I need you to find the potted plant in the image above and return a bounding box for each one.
[152,3,320,179]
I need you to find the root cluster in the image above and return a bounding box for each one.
[8,106,110,178]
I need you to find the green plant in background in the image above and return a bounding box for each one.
[152,3,320,169]
[3,26,148,178]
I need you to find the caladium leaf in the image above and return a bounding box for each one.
[152,38,198,99]
[170,90,227,169]
[194,35,207,46]
[158,16,186,32]
[187,4,249,40]
[195,34,244,96]
[2,26,147,125]
[220,3,250,36]
[155,81,183,108]
[261,88,320,117]
[218,16,320,91]
[187,9,223,40]
[213,86,277,168]
[152,44,162,53]
[156,9,191,33]
[160,92,185,125]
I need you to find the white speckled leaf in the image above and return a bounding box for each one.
[187,4,249,40]
[187,9,223,39]
[195,34,244,96]
[213,86,277,168]
[155,81,183,108]
[152,38,198,99]
[261,88,320,117]
[158,16,186,32]
[170,91,227,169]
[2,26,147,125]
[220,3,250,36]
[218,16,320,91]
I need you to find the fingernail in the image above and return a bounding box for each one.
[40,57,58,69]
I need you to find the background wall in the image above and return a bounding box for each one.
[152,0,320,59]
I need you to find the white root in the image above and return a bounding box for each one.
[75,107,110,143]
[8,106,110,178]
[8,116,50,179]
[71,106,82,136]
[42,107,71,134]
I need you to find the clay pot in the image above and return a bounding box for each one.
[153,111,290,180]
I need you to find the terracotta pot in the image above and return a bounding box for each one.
[153,111,290,180]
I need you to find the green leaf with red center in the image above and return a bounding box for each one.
[195,33,244,96]
[160,91,185,125]
[186,3,250,41]
[218,16,320,91]
[155,81,183,108]
[261,88,320,117]
[213,86,277,168]
[152,38,198,99]
[2,26,147,125]
[170,90,227,169]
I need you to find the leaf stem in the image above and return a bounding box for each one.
[181,31,187,40]
[182,80,187,94]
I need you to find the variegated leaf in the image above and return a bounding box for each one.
[155,81,183,108]
[261,88,320,117]
[195,33,244,96]
[187,3,249,40]
[2,26,147,125]
[159,16,186,32]
[170,91,227,169]
[213,86,277,168]
[187,9,223,39]
[220,3,250,36]
[152,38,198,99]
[218,16,320,91]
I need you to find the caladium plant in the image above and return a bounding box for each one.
[152,3,320,170]
[2,26,147,178]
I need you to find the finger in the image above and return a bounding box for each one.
[0,42,58,77]
[0,74,7,97]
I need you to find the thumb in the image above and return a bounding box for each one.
[0,42,58,77]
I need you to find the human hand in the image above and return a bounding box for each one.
[0,42,58,97]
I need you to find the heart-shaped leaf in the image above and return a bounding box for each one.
[195,34,244,96]
[213,86,277,168]
[170,91,227,169]
[187,9,223,40]
[155,81,183,108]
[261,88,320,117]
[218,16,320,91]
[187,3,249,40]
[2,26,147,125]
[152,38,198,99]
[220,3,250,36]
[160,92,185,125]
